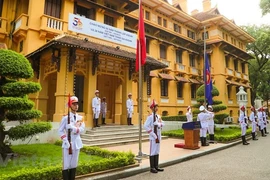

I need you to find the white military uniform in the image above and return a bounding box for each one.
[144,113,164,156]
[249,111,257,133]
[92,96,101,119]
[186,110,193,122]
[197,112,209,137]
[207,111,215,135]
[239,112,248,136]
[58,112,85,170]
[258,111,264,130]
[263,111,267,128]
[101,101,107,119]
[126,98,134,118]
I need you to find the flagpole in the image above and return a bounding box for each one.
[138,0,143,160]
[203,26,206,106]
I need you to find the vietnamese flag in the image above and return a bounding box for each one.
[135,1,146,72]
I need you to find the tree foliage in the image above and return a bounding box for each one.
[0,49,51,158]
[242,25,270,104]
[260,0,270,16]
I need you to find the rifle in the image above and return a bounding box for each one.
[153,109,159,144]
[67,96,72,155]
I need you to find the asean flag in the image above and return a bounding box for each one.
[205,54,213,105]
[135,2,146,72]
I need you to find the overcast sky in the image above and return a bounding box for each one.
[168,0,270,26]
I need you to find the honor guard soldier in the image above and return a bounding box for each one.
[126,93,134,125]
[249,106,258,140]
[144,100,164,173]
[101,97,107,125]
[258,107,267,137]
[239,106,249,145]
[262,107,269,134]
[92,90,101,127]
[206,105,215,143]
[58,96,85,180]
[197,105,209,146]
[186,106,193,122]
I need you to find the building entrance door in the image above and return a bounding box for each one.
[97,75,117,123]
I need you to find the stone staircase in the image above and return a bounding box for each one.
[81,124,167,147]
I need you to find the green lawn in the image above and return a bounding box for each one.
[1,144,103,176]
[162,126,252,143]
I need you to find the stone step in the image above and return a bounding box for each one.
[81,131,148,139]
[86,127,142,134]
[83,136,169,148]
[82,134,150,144]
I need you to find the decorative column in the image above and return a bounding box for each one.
[53,48,74,122]
[85,53,98,127]
[36,60,49,121]
[120,66,132,125]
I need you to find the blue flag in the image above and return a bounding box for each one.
[205,54,213,105]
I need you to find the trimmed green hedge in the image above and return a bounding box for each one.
[6,109,42,121]
[162,126,252,143]
[162,115,187,121]
[8,122,52,140]
[2,82,42,96]
[1,145,135,180]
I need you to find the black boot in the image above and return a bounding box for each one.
[252,132,258,140]
[242,136,249,145]
[200,137,204,146]
[62,170,69,180]
[209,134,214,144]
[264,127,269,134]
[102,118,106,125]
[261,129,266,137]
[69,168,76,180]
[96,119,100,127]
[203,137,209,146]
[127,118,130,125]
[130,118,133,125]
[150,156,158,173]
[154,154,164,172]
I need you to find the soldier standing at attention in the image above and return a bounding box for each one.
[144,100,164,173]
[186,106,193,122]
[92,90,101,127]
[258,107,266,137]
[126,93,134,125]
[249,106,258,140]
[101,97,107,125]
[197,105,209,146]
[262,107,269,134]
[206,105,215,143]
[239,106,249,145]
[58,96,85,180]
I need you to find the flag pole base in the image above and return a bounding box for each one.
[135,151,149,163]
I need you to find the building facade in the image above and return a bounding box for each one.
[0,0,254,127]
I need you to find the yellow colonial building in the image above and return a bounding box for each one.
[0,0,254,127]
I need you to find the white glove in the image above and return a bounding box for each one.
[153,121,159,126]
[62,137,70,149]
[150,132,157,139]
[66,124,77,133]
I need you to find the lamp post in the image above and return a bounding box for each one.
[236,86,248,115]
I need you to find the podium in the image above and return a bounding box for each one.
[182,121,201,150]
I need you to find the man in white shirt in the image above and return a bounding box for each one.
[197,105,209,146]
[239,106,249,145]
[126,93,134,125]
[92,90,101,127]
